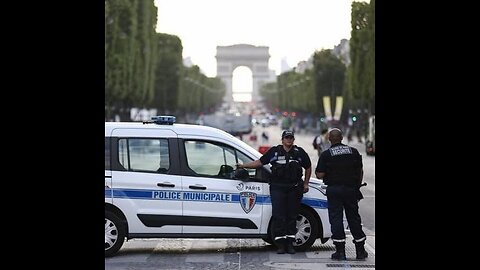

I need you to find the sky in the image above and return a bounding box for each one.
[155,0,364,79]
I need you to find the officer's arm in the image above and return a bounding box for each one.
[237,159,263,169]
[357,152,364,185]
[315,171,326,179]
[315,155,326,179]
[358,168,364,186]
[315,165,325,179]
[303,167,312,193]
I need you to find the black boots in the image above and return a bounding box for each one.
[275,237,296,254]
[331,240,368,260]
[331,242,346,260]
[275,238,286,254]
[354,240,368,260]
[286,237,296,254]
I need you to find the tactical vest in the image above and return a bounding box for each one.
[324,146,362,187]
[270,145,303,185]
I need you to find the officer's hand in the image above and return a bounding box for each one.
[303,184,309,193]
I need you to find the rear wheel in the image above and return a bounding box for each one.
[105,211,126,257]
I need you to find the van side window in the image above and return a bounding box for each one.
[235,151,257,178]
[105,137,111,170]
[184,140,255,179]
[185,141,231,177]
[118,138,170,173]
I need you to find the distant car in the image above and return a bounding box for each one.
[105,116,334,257]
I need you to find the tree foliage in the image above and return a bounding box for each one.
[258,1,374,127]
[105,0,225,121]
[153,33,183,114]
[259,49,345,119]
[178,66,225,115]
[313,49,346,117]
[347,0,375,115]
[105,0,158,120]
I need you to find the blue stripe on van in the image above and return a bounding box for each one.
[105,188,327,209]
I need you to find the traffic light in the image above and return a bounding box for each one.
[351,115,357,122]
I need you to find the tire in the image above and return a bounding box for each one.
[294,208,320,251]
[268,207,320,252]
[105,211,126,257]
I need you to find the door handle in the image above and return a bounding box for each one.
[157,182,175,188]
[189,185,206,190]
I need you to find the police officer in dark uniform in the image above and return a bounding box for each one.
[315,128,368,260]
[237,130,311,254]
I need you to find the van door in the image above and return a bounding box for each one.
[110,128,182,234]
[180,139,267,235]
[105,137,113,203]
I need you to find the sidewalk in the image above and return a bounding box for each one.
[110,236,375,269]
[265,235,376,269]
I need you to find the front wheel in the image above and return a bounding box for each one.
[268,207,320,251]
[294,208,320,251]
[105,211,126,257]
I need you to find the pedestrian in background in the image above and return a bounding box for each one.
[315,128,368,260]
[237,130,311,254]
[313,129,330,157]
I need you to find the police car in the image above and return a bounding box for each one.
[105,116,332,256]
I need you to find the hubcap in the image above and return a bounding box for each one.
[105,218,118,250]
[294,215,311,246]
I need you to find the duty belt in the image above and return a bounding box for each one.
[270,180,302,187]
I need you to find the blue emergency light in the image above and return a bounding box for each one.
[150,115,176,125]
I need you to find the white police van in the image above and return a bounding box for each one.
[105,116,332,256]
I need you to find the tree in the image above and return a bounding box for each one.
[153,33,183,114]
[313,49,346,119]
[178,66,225,116]
[347,0,374,116]
[105,0,158,121]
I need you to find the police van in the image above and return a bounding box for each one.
[105,116,333,256]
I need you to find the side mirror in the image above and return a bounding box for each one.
[218,165,234,178]
[234,168,250,181]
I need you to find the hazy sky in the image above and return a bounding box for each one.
[155,0,364,78]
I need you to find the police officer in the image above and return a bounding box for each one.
[237,130,311,254]
[315,128,368,260]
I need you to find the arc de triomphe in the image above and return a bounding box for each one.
[216,44,274,104]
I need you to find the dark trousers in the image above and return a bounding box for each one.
[326,185,366,242]
[270,183,303,238]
